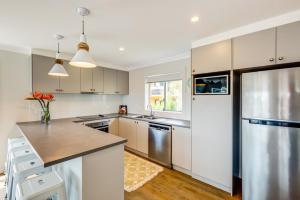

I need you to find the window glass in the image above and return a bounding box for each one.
[149,82,165,111]
[166,80,182,112]
[146,80,182,112]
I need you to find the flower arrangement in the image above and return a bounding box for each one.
[26,91,54,124]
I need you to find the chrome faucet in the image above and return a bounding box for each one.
[147,104,153,117]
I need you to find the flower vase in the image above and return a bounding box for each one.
[41,110,51,124]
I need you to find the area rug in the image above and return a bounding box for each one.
[124,152,163,192]
[0,175,5,200]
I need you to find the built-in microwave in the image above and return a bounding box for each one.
[193,71,230,95]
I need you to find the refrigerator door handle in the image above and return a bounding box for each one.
[248,119,300,128]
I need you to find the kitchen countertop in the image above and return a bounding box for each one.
[75,113,191,128]
[17,118,127,167]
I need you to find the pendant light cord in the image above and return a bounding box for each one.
[82,16,85,35]
[57,40,60,54]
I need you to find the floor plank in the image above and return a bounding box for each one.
[125,168,242,200]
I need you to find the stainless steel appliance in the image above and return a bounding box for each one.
[242,67,300,200]
[84,120,109,133]
[148,123,172,168]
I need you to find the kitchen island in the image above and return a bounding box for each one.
[17,118,127,200]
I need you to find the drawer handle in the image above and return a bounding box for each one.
[269,58,274,62]
[278,57,284,61]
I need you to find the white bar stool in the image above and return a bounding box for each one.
[9,158,51,200]
[6,138,29,178]
[6,147,37,198]
[16,171,67,200]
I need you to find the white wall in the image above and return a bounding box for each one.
[0,50,123,172]
[123,58,191,120]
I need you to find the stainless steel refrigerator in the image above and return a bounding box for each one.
[242,67,300,200]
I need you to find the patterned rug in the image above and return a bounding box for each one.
[124,152,163,192]
[0,175,5,200]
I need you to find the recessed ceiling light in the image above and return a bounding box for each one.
[119,47,125,51]
[190,16,199,23]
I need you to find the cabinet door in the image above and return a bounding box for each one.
[59,61,80,93]
[136,121,149,154]
[116,70,129,94]
[109,118,119,136]
[32,54,60,93]
[192,40,231,74]
[233,28,276,69]
[119,118,137,149]
[192,95,232,191]
[277,21,300,64]
[103,68,117,94]
[172,126,191,170]
[93,67,104,93]
[80,68,93,92]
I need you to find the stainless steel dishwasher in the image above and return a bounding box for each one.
[148,123,172,168]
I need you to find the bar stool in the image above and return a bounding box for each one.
[16,171,67,200]
[9,158,51,200]
[6,138,29,178]
[6,147,37,198]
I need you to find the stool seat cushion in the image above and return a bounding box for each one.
[16,172,64,199]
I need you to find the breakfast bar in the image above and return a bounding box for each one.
[17,118,127,200]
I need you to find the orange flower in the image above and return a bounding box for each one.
[33,91,43,99]
[42,93,54,101]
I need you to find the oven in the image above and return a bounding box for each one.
[84,121,109,133]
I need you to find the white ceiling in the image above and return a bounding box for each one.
[1,0,300,69]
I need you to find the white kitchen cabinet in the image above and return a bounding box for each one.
[136,121,149,154]
[119,118,149,153]
[277,21,300,64]
[119,118,137,149]
[191,95,232,193]
[192,40,232,74]
[233,28,276,69]
[172,126,191,171]
[108,118,119,136]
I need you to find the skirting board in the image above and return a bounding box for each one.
[173,165,191,176]
[192,173,232,195]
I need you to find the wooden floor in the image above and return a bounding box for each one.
[125,168,242,200]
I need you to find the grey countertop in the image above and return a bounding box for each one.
[17,118,127,167]
[74,113,190,128]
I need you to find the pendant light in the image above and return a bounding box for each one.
[48,34,69,77]
[69,7,96,68]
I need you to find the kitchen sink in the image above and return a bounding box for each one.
[135,115,158,120]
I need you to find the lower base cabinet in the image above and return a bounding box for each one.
[119,118,137,149]
[172,126,191,171]
[119,118,149,153]
[136,121,149,154]
[108,118,119,136]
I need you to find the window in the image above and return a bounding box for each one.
[145,80,182,112]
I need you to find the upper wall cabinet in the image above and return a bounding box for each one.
[277,21,300,64]
[32,54,60,93]
[192,40,231,74]
[233,28,276,69]
[80,68,93,92]
[93,67,104,93]
[103,68,117,94]
[80,67,104,93]
[32,54,129,95]
[59,62,80,93]
[103,68,129,95]
[116,70,129,94]
[32,54,81,93]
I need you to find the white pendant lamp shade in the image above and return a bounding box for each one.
[48,35,69,77]
[48,61,69,77]
[69,36,96,68]
[70,7,96,68]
